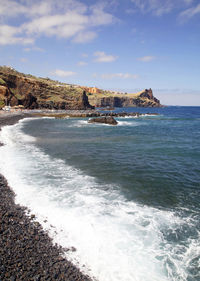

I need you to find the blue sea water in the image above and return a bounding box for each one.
[0,106,199,281]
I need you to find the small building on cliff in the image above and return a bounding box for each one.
[80,86,101,94]
[89,87,100,94]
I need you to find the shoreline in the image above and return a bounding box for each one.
[0,113,93,281]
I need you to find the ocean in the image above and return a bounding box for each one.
[0,106,199,281]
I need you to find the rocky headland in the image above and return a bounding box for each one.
[87,88,162,108]
[0,66,162,110]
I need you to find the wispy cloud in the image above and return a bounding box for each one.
[183,0,194,5]
[130,0,194,16]
[77,61,88,66]
[0,0,115,45]
[23,46,45,52]
[130,0,173,16]
[20,58,28,63]
[51,69,77,77]
[101,73,139,79]
[81,53,88,58]
[179,3,200,21]
[94,51,118,63]
[72,31,97,43]
[137,56,155,62]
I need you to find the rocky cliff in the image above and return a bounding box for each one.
[87,88,162,108]
[0,66,93,110]
[0,66,161,110]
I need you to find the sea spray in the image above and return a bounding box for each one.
[0,111,199,281]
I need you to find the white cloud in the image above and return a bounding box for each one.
[89,4,115,26]
[137,56,155,62]
[0,0,27,18]
[0,0,115,45]
[101,73,139,79]
[0,25,34,45]
[77,61,88,66]
[94,51,118,63]
[24,13,88,38]
[73,31,97,43]
[179,3,200,21]
[51,69,77,77]
[0,0,86,18]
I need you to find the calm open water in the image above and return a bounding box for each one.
[0,106,199,281]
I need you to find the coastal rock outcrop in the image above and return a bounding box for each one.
[0,66,94,110]
[88,88,162,108]
[88,116,118,125]
[22,93,38,109]
[0,66,162,110]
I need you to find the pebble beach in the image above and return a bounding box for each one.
[0,112,92,281]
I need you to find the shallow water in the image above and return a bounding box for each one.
[0,106,199,281]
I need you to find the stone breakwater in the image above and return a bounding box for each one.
[0,114,92,281]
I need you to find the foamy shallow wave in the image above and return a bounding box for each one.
[68,119,90,127]
[117,120,141,126]
[140,114,160,117]
[0,119,198,281]
[68,119,142,127]
[116,116,139,119]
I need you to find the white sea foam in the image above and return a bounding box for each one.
[117,120,141,126]
[69,119,141,127]
[0,119,198,281]
[140,114,160,117]
[69,120,90,127]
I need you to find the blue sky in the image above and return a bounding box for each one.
[0,0,200,105]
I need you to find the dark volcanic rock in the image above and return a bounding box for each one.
[0,174,93,281]
[22,93,38,109]
[88,116,118,125]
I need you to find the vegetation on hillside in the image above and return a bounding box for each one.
[0,66,92,109]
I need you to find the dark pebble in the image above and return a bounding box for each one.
[0,114,94,281]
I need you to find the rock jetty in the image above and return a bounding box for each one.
[32,110,159,119]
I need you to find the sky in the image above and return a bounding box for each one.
[0,0,200,105]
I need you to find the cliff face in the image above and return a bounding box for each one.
[0,67,162,110]
[88,89,162,108]
[0,67,93,110]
